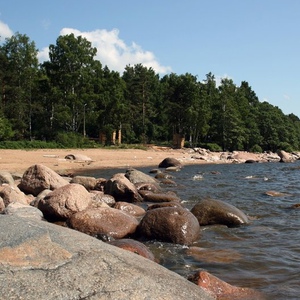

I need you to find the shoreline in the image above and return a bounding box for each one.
[0,147,281,176]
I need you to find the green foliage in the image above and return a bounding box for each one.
[0,140,62,149]
[277,142,293,153]
[250,144,263,153]
[1,32,300,153]
[55,132,95,148]
[200,143,223,152]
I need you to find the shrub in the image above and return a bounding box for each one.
[250,144,263,153]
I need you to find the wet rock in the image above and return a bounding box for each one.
[264,190,291,197]
[186,246,242,263]
[138,207,200,245]
[135,182,161,193]
[188,270,266,300]
[158,157,182,168]
[0,215,214,300]
[38,183,91,221]
[143,191,181,203]
[147,202,183,210]
[191,198,249,227]
[108,238,156,261]
[68,207,139,239]
[70,175,97,191]
[105,173,143,202]
[19,164,69,196]
[114,201,146,217]
[155,172,174,179]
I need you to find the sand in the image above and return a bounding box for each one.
[0,147,205,175]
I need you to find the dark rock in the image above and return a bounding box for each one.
[105,173,143,202]
[0,215,214,300]
[188,270,266,300]
[191,198,249,227]
[68,207,139,239]
[138,207,200,245]
[108,238,156,261]
[143,192,181,203]
[125,168,158,185]
[19,164,69,196]
[158,157,182,168]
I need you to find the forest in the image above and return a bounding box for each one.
[0,32,300,152]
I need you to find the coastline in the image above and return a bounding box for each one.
[0,147,207,175]
[0,147,279,176]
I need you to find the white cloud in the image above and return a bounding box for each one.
[283,94,290,101]
[215,74,232,87]
[37,46,50,62]
[0,20,13,42]
[57,27,172,74]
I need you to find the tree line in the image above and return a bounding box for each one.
[0,32,299,152]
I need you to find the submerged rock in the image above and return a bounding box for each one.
[191,198,249,227]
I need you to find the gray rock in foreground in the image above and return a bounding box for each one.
[0,215,213,300]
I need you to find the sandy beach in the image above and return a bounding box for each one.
[0,147,206,175]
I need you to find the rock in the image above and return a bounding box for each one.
[277,150,293,163]
[135,182,162,193]
[188,270,266,300]
[108,238,156,261]
[0,184,28,207]
[105,173,143,202]
[0,197,5,212]
[19,164,69,196]
[264,190,291,197]
[158,157,182,168]
[191,198,249,227]
[90,191,116,207]
[38,183,91,221]
[2,202,44,220]
[138,207,200,245]
[31,189,52,207]
[143,192,181,203]
[68,207,139,239]
[0,171,15,185]
[64,153,93,161]
[114,201,146,217]
[155,172,174,179]
[0,215,213,300]
[125,168,158,185]
[147,202,183,210]
[70,175,97,191]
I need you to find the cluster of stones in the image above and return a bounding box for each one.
[0,156,266,299]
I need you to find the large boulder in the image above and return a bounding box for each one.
[105,173,143,202]
[38,183,91,221]
[19,164,69,196]
[277,150,293,163]
[68,207,139,239]
[143,191,181,203]
[2,202,44,221]
[138,207,200,245]
[191,198,249,227]
[158,157,182,168]
[0,215,213,300]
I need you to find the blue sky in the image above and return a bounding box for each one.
[0,0,299,117]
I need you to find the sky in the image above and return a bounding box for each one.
[0,0,299,117]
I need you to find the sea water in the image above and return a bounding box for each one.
[85,161,300,299]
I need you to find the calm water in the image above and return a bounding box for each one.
[83,161,300,300]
